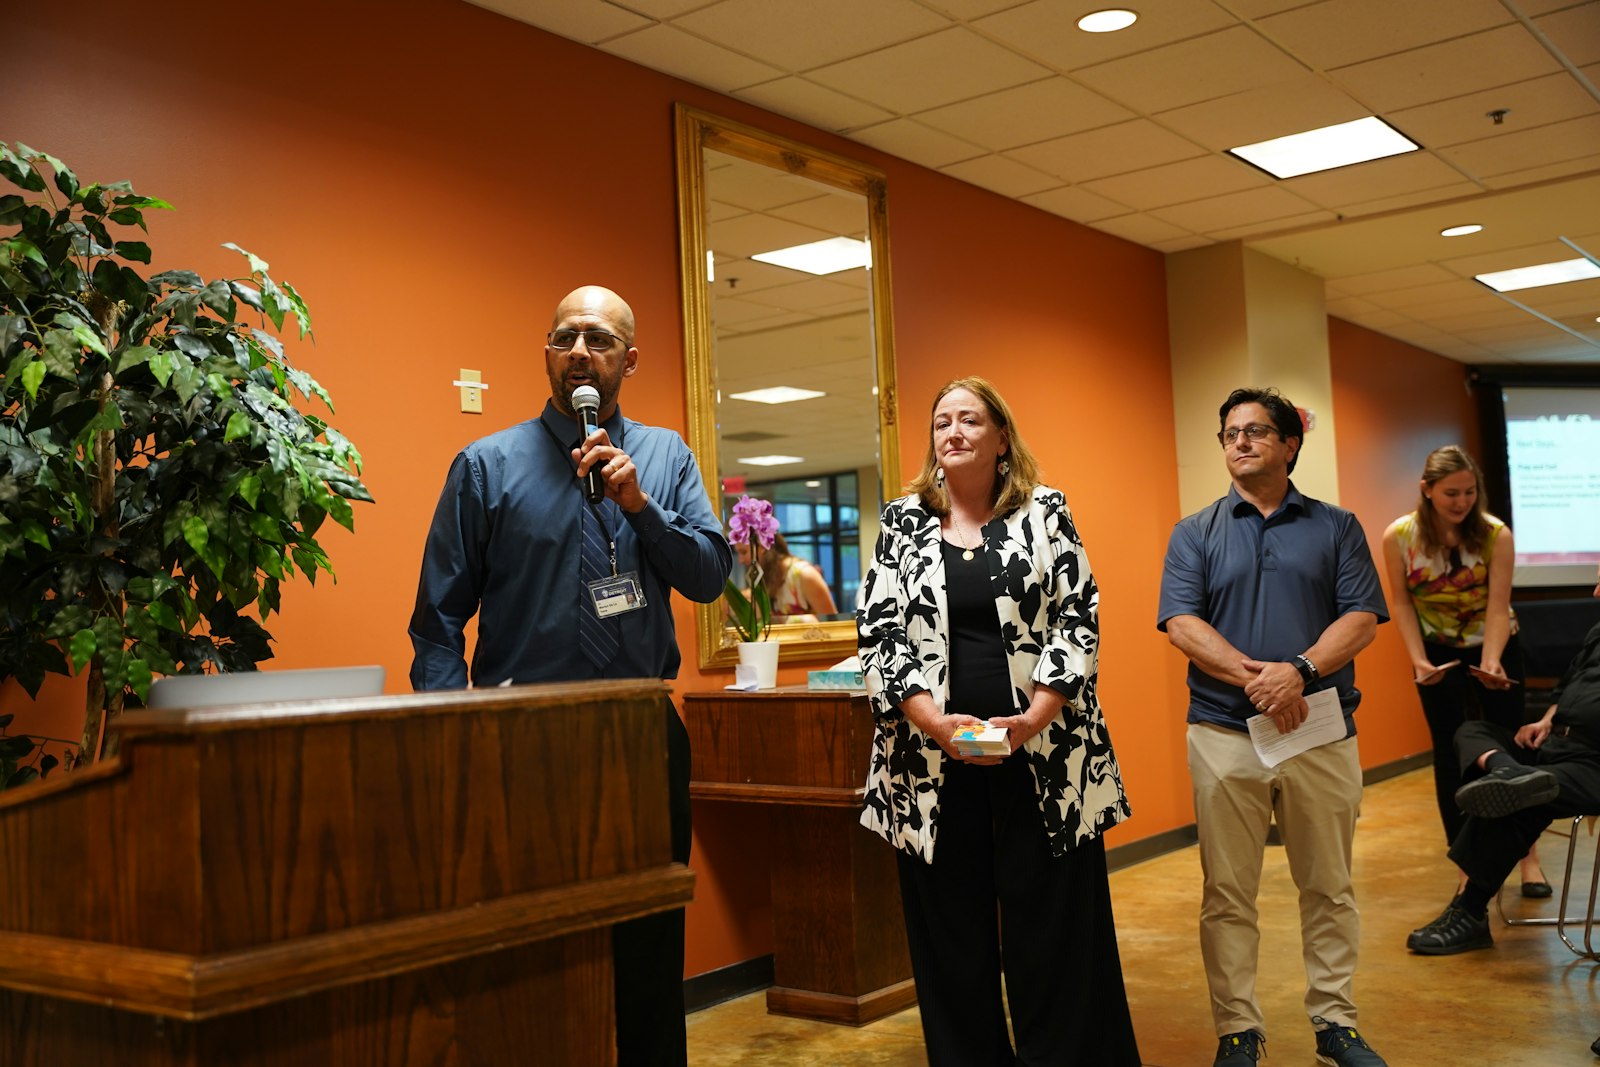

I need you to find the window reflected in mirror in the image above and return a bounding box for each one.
[675,105,899,668]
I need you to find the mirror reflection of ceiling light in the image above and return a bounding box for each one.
[737,455,804,466]
[1227,116,1418,179]
[1077,9,1138,32]
[1475,258,1600,293]
[751,236,871,275]
[1440,224,1483,237]
[728,386,827,405]
[706,249,715,282]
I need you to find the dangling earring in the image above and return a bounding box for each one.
[935,466,945,484]
[997,458,1010,477]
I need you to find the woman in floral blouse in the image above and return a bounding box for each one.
[856,377,1140,1065]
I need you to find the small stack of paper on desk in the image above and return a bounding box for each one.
[950,721,1010,757]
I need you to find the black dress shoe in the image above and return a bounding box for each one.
[1407,903,1493,955]
[1522,880,1554,898]
[1591,1033,1600,1057]
[1454,765,1559,818]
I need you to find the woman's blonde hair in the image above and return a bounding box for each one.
[907,376,1041,518]
[1414,445,1494,556]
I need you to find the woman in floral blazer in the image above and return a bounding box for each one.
[857,377,1140,1066]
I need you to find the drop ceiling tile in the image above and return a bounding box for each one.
[1154,75,1372,151]
[1149,185,1327,233]
[1426,305,1538,332]
[1388,73,1600,149]
[1516,0,1599,15]
[1152,235,1215,252]
[1206,209,1338,240]
[1227,0,1330,15]
[1072,26,1309,114]
[1331,307,1415,330]
[674,0,948,71]
[1455,320,1574,344]
[1006,120,1207,182]
[710,212,838,258]
[1537,2,1600,66]
[972,0,1237,71]
[847,118,986,168]
[469,0,651,42]
[1437,238,1589,278]
[1089,213,1199,246]
[1327,263,1460,293]
[620,0,715,15]
[1079,154,1270,211]
[738,77,895,131]
[1018,185,1133,223]
[916,0,1030,17]
[1279,152,1471,209]
[602,24,782,90]
[1329,25,1562,111]
[808,27,1049,113]
[768,191,872,237]
[1326,293,1382,316]
[1375,278,1498,309]
[1254,0,1511,70]
[1335,181,1487,219]
[940,154,1061,196]
[1482,152,1600,190]
[1440,114,1600,178]
[1511,276,1600,313]
[914,78,1136,150]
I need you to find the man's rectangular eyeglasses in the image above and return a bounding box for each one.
[548,329,627,354]
[1217,423,1279,446]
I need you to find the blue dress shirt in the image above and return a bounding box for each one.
[409,401,733,690]
[1157,483,1389,735]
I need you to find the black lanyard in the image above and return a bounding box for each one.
[538,412,621,575]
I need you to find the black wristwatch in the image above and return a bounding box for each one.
[1292,654,1320,684]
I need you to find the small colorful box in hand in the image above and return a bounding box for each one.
[950,721,1011,757]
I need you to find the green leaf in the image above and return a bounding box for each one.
[2,236,47,268]
[107,207,145,229]
[145,601,181,631]
[69,628,96,673]
[325,493,354,532]
[147,349,173,387]
[112,194,174,211]
[222,242,270,276]
[21,520,50,550]
[182,514,209,556]
[49,157,80,199]
[114,240,152,264]
[21,359,45,399]
[126,659,153,702]
[237,473,261,508]
[224,411,252,443]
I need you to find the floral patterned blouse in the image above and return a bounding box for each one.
[855,486,1131,862]
[1392,512,1515,648]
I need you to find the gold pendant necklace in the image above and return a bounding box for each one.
[952,514,980,561]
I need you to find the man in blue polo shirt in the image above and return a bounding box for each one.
[1158,387,1390,1067]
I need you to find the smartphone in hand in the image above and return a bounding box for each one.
[1416,660,1460,684]
[1467,663,1519,687]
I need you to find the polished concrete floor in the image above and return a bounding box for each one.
[686,768,1600,1065]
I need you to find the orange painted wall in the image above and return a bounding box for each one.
[7,0,1440,982]
[1327,316,1481,767]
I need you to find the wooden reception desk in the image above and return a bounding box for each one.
[683,687,914,1026]
[0,680,692,1066]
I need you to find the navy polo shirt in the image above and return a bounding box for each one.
[1157,483,1389,735]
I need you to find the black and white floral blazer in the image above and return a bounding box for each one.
[856,486,1131,862]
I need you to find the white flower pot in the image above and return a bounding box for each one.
[737,640,780,689]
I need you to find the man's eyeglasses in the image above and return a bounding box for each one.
[548,329,628,354]
[1217,423,1279,446]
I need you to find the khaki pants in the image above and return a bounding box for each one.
[1187,722,1363,1039]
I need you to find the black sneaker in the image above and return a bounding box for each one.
[1406,902,1493,954]
[1313,1018,1386,1066]
[1454,765,1558,818]
[1214,1030,1264,1064]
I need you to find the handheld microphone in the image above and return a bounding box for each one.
[571,385,605,503]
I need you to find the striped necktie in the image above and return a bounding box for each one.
[578,500,620,669]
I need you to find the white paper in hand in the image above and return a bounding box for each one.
[1246,688,1346,768]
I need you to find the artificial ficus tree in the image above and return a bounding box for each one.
[0,143,372,763]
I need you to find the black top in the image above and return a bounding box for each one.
[942,540,1015,719]
[1554,620,1600,738]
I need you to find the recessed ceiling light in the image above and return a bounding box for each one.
[1475,258,1600,293]
[751,236,870,276]
[1227,116,1418,179]
[804,480,822,488]
[1440,224,1483,237]
[737,455,804,467]
[727,386,827,405]
[1077,9,1138,32]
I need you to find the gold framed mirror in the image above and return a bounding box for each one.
[674,104,900,669]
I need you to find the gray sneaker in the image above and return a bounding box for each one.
[1454,765,1558,818]
[1313,1017,1386,1066]
[1214,1030,1264,1064]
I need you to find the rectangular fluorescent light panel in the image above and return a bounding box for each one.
[751,236,870,276]
[1475,257,1600,293]
[727,386,826,405]
[737,455,804,467]
[1227,116,1418,179]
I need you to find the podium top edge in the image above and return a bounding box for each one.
[112,678,673,737]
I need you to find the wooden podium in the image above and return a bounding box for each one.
[684,687,914,1026]
[0,680,693,1066]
